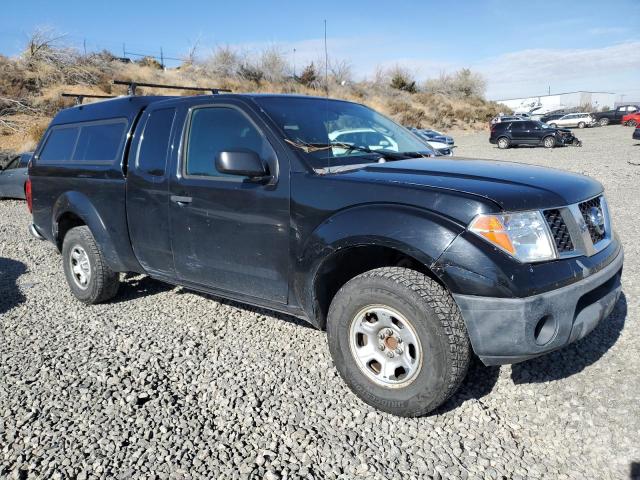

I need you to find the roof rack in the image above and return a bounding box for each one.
[112,80,232,96]
[61,93,116,105]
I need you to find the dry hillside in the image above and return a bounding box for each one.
[0,39,508,153]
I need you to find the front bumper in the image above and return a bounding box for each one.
[453,247,623,366]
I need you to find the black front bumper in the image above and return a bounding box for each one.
[453,246,624,365]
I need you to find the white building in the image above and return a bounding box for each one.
[496,91,618,114]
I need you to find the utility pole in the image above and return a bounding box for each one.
[160,47,164,69]
[548,85,551,96]
[83,38,87,56]
[123,43,126,58]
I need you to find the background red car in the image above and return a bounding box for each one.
[622,112,640,127]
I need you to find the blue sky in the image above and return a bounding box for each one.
[2,0,639,99]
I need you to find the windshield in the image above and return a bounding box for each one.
[254,96,434,171]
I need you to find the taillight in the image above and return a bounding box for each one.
[26,178,33,213]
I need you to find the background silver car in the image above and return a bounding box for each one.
[0,152,31,199]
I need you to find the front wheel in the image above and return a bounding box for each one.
[543,136,556,148]
[629,120,638,128]
[62,226,120,304]
[577,122,585,129]
[497,137,510,149]
[326,267,470,417]
[599,118,609,126]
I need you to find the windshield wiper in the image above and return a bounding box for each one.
[284,139,431,161]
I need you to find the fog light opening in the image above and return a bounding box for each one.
[534,315,557,346]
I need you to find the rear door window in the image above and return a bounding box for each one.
[137,108,176,176]
[39,127,80,162]
[73,120,127,162]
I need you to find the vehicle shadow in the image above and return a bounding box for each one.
[435,356,501,414]
[110,273,174,303]
[511,292,627,384]
[176,288,316,330]
[0,257,27,315]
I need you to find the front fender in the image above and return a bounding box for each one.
[294,203,465,322]
[52,191,138,272]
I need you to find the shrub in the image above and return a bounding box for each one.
[298,63,319,88]
[205,45,241,78]
[259,46,287,83]
[389,67,417,93]
[136,56,163,70]
[424,68,487,99]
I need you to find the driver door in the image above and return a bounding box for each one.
[169,103,290,304]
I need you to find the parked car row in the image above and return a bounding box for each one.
[409,128,455,156]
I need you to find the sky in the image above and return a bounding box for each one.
[2,0,640,100]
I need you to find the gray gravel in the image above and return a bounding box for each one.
[1,125,639,479]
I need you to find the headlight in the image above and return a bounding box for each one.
[468,211,556,263]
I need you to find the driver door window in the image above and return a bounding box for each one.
[185,107,272,178]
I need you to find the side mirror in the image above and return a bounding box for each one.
[215,150,268,178]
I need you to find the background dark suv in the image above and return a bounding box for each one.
[490,120,576,149]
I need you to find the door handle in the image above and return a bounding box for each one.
[171,195,193,205]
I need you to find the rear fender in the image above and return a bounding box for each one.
[52,191,129,272]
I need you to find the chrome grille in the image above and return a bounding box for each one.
[578,196,606,244]
[543,209,574,252]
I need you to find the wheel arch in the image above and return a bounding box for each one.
[52,191,131,272]
[294,204,465,329]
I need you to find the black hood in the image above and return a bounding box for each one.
[341,157,603,211]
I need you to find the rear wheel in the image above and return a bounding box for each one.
[62,226,120,304]
[599,117,609,126]
[629,120,638,128]
[543,136,556,148]
[497,137,510,149]
[326,267,470,417]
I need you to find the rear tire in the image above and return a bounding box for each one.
[599,118,609,126]
[326,267,470,417]
[497,137,510,149]
[62,226,120,304]
[543,135,556,148]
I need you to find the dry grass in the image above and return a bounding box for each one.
[0,42,508,152]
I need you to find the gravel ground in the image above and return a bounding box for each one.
[1,125,639,479]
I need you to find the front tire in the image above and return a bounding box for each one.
[629,120,638,128]
[543,135,556,148]
[497,137,510,149]
[577,122,585,129]
[326,267,470,417]
[62,226,120,304]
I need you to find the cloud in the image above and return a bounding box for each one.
[475,41,640,98]
[588,27,628,35]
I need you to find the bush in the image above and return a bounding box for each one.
[389,67,417,93]
[205,46,241,78]
[424,68,487,99]
[136,56,163,70]
[258,46,287,83]
[298,63,319,88]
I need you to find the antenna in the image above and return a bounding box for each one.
[324,19,330,173]
[324,19,329,97]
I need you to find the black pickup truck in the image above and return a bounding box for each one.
[592,104,639,126]
[27,91,624,416]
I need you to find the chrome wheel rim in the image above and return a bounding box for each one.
[498,138,508,148]
[545,137,554,147]
[69,245,91,289]
[348,305,422,388]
